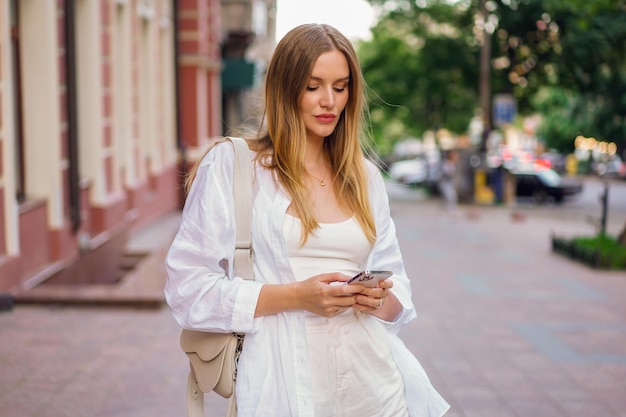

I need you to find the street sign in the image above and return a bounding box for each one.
[493,94,516,127]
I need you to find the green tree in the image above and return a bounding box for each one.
[547,0,626,150]
[363,0,626,156]
[359,0,478,153]
[482,0,626,151]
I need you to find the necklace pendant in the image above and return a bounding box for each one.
[320,180,325,187]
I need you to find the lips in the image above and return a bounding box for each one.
[315,114,336,124]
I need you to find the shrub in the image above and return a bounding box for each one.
[552,234,626,270]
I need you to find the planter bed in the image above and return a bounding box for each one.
[551,234,626,270]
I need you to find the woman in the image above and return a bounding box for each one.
[165,24,449,417]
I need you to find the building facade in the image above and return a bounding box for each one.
[0,0,275,295]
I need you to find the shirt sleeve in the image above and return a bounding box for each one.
[365,160,418,333]
[164,142,264,333]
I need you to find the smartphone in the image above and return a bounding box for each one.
[347,270,393,287]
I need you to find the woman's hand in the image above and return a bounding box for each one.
[296,273,364,317]
[255,272,363,318]
[352,279,402,321]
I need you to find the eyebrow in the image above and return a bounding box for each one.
[309,76,350,83]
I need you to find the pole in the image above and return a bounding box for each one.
[474,0,493,204]
[479,0,492,145]
[600,182,608,235]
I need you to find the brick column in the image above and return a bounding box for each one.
[177,0,222,158]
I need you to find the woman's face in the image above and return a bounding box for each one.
[299,50,350,142]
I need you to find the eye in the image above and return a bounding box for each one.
[306,86,319,91]
[333,82,349,92]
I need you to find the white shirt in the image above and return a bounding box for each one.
[164,142,449,417]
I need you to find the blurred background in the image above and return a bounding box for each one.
[0,1,625,416]
[1,0,624,295]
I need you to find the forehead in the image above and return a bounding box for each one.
[309,50,350,80]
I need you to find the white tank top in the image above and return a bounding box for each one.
[283,214,371,281]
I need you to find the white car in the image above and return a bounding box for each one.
[388,157,440,186]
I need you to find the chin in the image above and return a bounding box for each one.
[317,127,339,139]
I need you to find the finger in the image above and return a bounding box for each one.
[333,295,358,307]
[354,295,380,309]
[338,283,365,295]
[351,303,369,313]
[358,287,387,298]
[360,295,382,309]
[318,273,345,284]
[378,279,393,289]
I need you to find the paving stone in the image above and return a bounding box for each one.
[1,188,625,417]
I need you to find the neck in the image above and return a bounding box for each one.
[304,140,329,186]
[304,138,326,168]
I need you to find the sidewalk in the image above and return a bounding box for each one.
[9,211,183,308]
[1,186,625,417]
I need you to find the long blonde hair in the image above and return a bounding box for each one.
[188,24,376,244]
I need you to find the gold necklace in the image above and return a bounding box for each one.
[308,171,326,187]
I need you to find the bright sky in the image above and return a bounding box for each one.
[275,0,376,42]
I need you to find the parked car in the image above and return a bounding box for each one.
[537,151,566,173]
[513,168,583,204]
[388,156,441,187]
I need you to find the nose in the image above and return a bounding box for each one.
[319,87,335,109]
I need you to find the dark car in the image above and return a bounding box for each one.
[513,168,583,204]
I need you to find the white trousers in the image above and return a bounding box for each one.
[305,310,409,417]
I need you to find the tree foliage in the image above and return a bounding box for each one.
[358,1,478,151]
[487,0,626,149]
[361,0,626,155]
